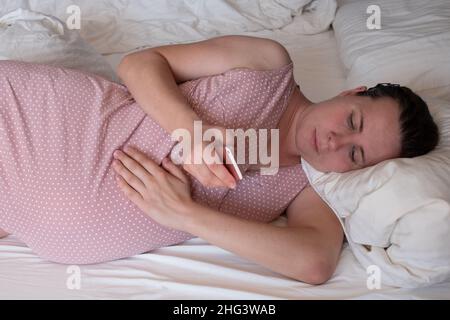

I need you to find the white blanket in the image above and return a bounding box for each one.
[0,8,118,82]
[0,0,337,54]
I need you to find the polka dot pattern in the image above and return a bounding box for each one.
[0,60,309,264]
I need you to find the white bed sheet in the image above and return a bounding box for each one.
[1,223,449,299]
[1,8,449,299]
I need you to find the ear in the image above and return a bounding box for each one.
[338,86,367,97]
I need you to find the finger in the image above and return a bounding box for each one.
[115,175,147,210]
[112,159,147,195]
[113,149,157,186]
[161,157,189,184]
[208,162,236,188]
[122,146,165,179]
[185,163,228,188]
[200,163,228,187]
[206,145,236,188]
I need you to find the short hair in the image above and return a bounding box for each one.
[356,83,440,158]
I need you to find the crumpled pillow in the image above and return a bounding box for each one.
[301,96,450,288]
[0,8,118,82]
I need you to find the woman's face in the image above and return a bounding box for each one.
[296,87,402,173]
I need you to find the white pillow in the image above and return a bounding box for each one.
[0,8,118,82]
[301,96,450,288]
[332,0,450,100]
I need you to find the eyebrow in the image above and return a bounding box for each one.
[359,109,366,166]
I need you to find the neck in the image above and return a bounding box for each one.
[247,86,312,171]
[277,87,311,165]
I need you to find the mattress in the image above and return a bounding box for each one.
[1,2,449,299]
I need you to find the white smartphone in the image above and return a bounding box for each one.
[170,142,243,181]
[223,146,243,180]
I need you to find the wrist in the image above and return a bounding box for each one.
[179,200,207,233]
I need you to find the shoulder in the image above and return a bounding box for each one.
[218,35,292,71]
[286,186,343,233]
[252,37,292,71]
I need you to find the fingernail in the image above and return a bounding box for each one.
[113,151,119,158]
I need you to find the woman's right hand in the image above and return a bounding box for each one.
[176,125,237,189]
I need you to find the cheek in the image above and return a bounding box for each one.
[319,151,352,173]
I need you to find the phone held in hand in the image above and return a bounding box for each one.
[169,141,243,181]
[223,145,243,180]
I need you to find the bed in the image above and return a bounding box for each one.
[1,0,449,299]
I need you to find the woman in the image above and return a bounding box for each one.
[0,35,438,284]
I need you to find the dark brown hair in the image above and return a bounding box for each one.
[356,83,439,158]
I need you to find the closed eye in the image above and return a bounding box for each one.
[349,145,356,164]
[348,111,356,131]
[347,109,366,167]
[348,112,357,164]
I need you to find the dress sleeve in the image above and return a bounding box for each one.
[217,61,296,130]
[177,61,296,130]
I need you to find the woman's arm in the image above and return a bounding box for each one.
[116,36,291,189]
[112,147,343,285]
[117,35,291,135]
[182,188,344,284]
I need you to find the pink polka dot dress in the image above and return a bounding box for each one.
[0,60,310,264]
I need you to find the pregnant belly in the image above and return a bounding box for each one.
[0,60,192,264]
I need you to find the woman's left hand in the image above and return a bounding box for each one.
[112,146,195,231]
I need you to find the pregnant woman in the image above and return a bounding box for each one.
[0,35,439,284]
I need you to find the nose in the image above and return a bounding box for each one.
[327,131,352,151]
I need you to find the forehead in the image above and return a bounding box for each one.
[357,97,402,165]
